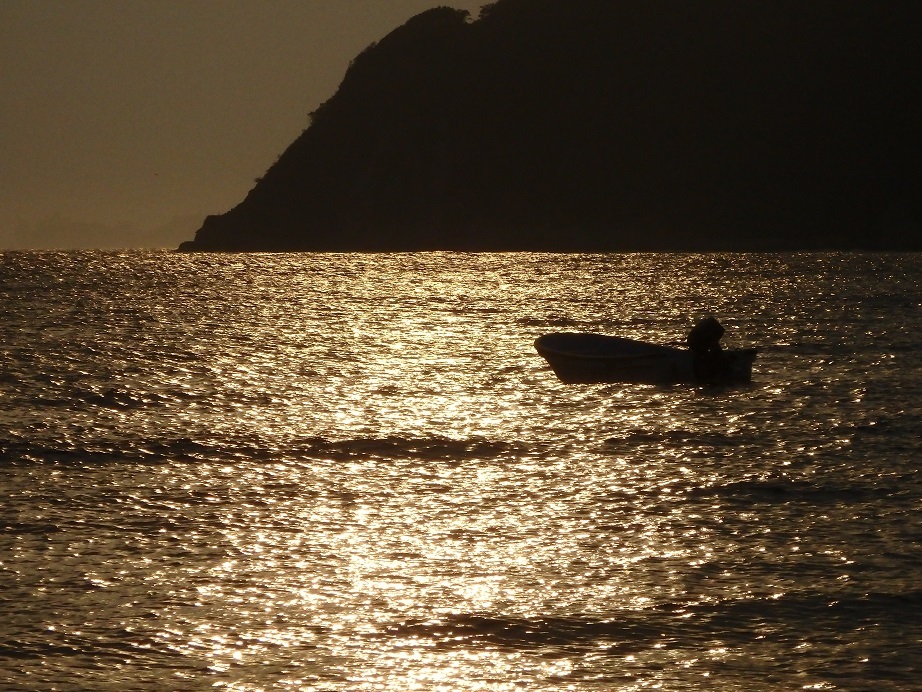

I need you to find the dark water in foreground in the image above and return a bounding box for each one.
[1,251,921,690]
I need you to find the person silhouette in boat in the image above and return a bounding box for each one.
[687,316,730,380]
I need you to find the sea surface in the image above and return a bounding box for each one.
[1,251,921,691]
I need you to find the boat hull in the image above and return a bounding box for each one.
[534,333,757,385]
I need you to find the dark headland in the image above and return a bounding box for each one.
[179,0,922,252]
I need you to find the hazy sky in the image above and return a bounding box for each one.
[0,0,485,249]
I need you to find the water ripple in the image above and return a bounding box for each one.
[2,251,921,690]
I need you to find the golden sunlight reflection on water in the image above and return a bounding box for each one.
[3,252,922,689]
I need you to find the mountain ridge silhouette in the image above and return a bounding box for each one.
[179,0,922,252]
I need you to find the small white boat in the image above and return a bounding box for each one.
[534,332,757,384]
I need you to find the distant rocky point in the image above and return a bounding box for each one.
[179,0,922,252]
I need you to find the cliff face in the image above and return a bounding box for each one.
[180,0,922,252]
